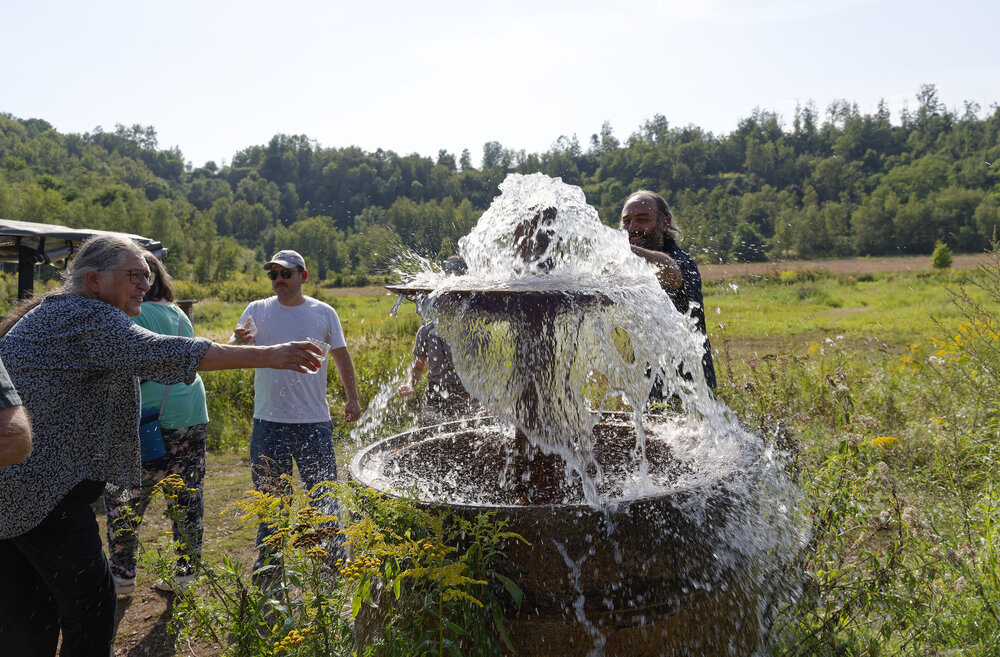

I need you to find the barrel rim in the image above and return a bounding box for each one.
[348,413,749,513]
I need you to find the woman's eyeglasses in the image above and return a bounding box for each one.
[267,269,299,280]
[109,269,155,286]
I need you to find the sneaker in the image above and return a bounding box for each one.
[154,573,195,594]
[112,574,136,597]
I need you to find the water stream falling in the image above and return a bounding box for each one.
[353,173,809,656]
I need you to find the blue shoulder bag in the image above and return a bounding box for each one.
[138,308,182,465]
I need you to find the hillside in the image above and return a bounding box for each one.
[2,84,999,285]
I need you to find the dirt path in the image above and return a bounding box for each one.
[110,452,256,657]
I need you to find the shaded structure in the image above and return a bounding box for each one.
[0,219,167,300]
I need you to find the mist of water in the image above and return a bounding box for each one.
[394,173,744,504]
[357,172,809,656]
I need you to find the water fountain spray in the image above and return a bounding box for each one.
[354,173,809,656]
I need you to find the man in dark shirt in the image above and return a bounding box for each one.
[620,190,716,395]
[397,320,478,424]
[397,256,480,425]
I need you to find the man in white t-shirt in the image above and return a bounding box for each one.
[232,249,361,573]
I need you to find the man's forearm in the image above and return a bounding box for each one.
[630,245,683,290]
[331,347,360,402]
[408,357,428,388]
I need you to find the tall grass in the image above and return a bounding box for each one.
[714,252,1000,655]
[11,259,1000,653]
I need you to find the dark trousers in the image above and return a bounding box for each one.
[0,480,115,657]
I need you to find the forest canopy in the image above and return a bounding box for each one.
[2,84,998,284]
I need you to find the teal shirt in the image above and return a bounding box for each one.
[135,302,209,429]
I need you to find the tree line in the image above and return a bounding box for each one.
[1,84,998,284]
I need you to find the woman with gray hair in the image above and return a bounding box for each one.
[0,235,322,656]
[103,252,212,597]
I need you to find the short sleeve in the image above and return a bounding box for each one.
[413,323,432,359]
[0,356,22,409]
[325,304,347,350]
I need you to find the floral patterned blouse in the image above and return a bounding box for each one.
[0,294,211,539]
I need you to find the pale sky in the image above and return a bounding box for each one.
[3,0,997,169]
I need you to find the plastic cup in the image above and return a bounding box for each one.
[242,316,257,339]
[229,316,257,344]
[306,338,331,371]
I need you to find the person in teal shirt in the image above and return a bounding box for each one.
[104,254,210,596]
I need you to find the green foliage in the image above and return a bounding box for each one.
[341,485,525,657]
[200,369,255,451]
[714,248,1000,655]
[932,240,953,269]
[0,272,18,310]
[142,475,523,657]
[4,85,1000,288]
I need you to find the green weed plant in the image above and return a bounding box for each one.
[717,249,1000,655]
[142,474,524,657]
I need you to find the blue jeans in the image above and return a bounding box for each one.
[250,419,342,570]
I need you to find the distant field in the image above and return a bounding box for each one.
[703,265,995,354]
[318,253,993,297]
[699,252,991,280]
[309,254,998,354]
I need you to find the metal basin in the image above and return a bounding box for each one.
[350,415,774,656]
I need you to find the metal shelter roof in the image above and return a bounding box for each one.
[0,219,167,299]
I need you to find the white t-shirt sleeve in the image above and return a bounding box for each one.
[326,306,347,350]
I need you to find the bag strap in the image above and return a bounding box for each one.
[157,307,185,412]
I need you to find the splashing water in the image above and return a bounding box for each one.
[356,173,809,656]
[395,173,735,504]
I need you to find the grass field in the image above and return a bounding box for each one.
[6,253,997,656]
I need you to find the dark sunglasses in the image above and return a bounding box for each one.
[267,269,299,280]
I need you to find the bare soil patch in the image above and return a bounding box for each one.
[109,451,256,657]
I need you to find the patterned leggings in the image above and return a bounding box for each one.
[104,423,207,579]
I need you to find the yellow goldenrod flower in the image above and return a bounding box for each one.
[867,435,901,450]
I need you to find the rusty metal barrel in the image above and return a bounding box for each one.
[350,416,777,656]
